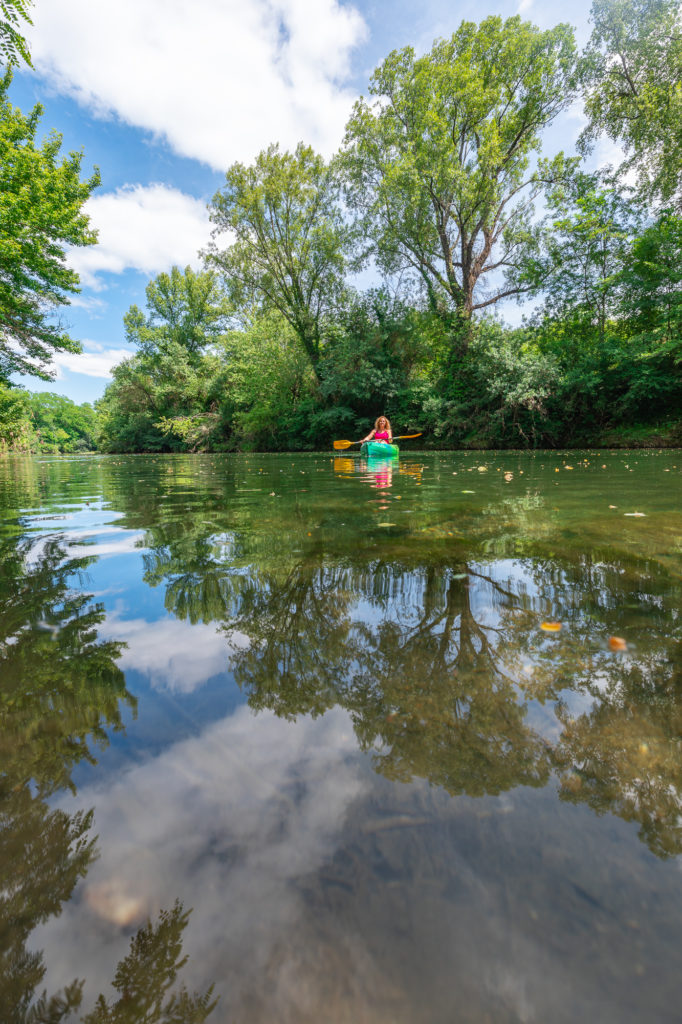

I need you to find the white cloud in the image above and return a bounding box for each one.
[28,0,367,171]
[51,341,132,379]
[67,184,211,289]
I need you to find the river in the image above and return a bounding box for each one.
[1,449,681,1023]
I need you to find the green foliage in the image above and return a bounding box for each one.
[313,291,434,442]
[97,345,226,453]
[76,17,682,452]
[0,0,33,69]
[124,266,231,360]
[206,143,352,369]
[99,267,234,452]
[220,311,316,450]
[579,0,682,209]
[27,392,98,452]
[0,381,34,451]
[540,170,641,341]
[619,212,682,347]
[342,17,577,329]
[0,74,100,380]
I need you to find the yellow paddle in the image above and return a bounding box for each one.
[333,433,422,450]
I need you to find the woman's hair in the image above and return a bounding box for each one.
[374,415,392,432]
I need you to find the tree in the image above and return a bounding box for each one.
[0,0,33,68]
[0,380,32,450]
[96,345,226,453]
[28,392,99,452]
[206,143,352,372]
[0,74,100,381]
[539,170,640,343]
[341,16,577,344]
[123,266,231,360]
[619,212,682,348]
[579,0,682,209]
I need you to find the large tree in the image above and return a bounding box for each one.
[342,16,577,343]
[123,265,231,360]
[205,143,352,372]
[0,74,99,380]
[579,0,682,210]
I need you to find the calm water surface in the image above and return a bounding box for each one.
[1,450,681,1023]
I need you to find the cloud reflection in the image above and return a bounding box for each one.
[98,613,249,693]
[37,707,365,1020]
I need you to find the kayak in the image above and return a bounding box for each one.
[361,441,399,458]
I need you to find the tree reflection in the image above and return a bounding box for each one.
[0,537,134,794]
[82,902,217,1024]
[347,566,552,795]
[0,534,128,1019]
[103,454,682,859]
[146,520,682,858]
[0,534,216,1020]
[551,638,682,859]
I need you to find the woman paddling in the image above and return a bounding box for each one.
[361,415,393,446]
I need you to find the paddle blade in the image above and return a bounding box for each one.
[396,433,422,439]
[333,439,353,450]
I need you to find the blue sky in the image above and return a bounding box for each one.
[11,0,602,405]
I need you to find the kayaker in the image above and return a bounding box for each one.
[360,415,393,446]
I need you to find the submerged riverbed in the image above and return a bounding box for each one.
[1,449,681,1023]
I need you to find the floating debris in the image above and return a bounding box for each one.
[541,621,562,632]
[608,636,628,651]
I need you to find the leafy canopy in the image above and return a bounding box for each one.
[123,266,231,360]
[579,0,682,209]
[539,169,641,343]
[206,143,352,369]
[342,16,577,327]
[0,74,99,380]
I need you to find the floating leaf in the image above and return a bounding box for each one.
[541,621,562,632]
[462,489,475,493]
[378,523,396,527]
[608,636,627,651]
[624,512,646,517]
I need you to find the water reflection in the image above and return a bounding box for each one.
[134,502,682,858]
[80,901,217,1024]
[0,531,216,1021]
[2,452,682,1022]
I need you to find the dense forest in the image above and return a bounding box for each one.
[1,0,682,453]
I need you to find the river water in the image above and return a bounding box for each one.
[1,450,681,1023]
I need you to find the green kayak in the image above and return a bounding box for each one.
[361,441,399,458]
